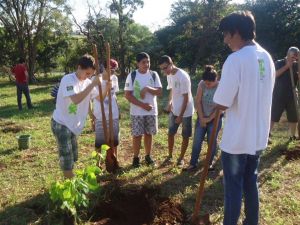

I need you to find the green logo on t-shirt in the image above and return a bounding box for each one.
[134,80,141,100]
[68,103,77,115]
[258,59,265,80]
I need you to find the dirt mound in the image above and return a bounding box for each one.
[89,187,186,225]
[2,125,24,133]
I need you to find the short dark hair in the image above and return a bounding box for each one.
[136,52,150,63]
[202,65,217,81]
[219,11,256,41]
[78,54,95,69]
[19,58,25,64]
[158,55,173,65]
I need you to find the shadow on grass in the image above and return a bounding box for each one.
[0,193,62,225]
[0,98,55,119]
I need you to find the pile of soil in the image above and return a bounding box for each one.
[0,120,25,133]
[89,186,187,225]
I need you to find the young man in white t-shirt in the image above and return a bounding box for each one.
[159,55,194,166]
[51,54,100,178]
[124,52,162,168]
[93,59,120,164]
[214,11,275,225]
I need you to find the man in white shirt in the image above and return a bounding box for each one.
[125,52,162,168]
[214,11,275,225]
[51,54,100,178]
[159,55,194,166]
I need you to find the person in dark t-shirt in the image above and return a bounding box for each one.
[270,47,299,140]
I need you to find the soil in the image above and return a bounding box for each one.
[89,186,187,225]
[0,162,7,171]
[284,147,300,161]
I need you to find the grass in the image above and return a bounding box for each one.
[0,75,299,225]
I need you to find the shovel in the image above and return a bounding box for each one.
[104,42,119,173]
[289,64,300,139]
[191,109,221,225]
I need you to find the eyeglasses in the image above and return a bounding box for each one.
[160,64,170,71]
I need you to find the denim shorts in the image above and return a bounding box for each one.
[131,115,158,137]
[95,119,119,148]
[168,112,192,138]
[51,119,78,171]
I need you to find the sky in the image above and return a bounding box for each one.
[69,0,244,32]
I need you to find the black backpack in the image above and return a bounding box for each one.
[131,70,156,85]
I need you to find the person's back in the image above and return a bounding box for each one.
[218,44,275,154]
[12,63,27,84]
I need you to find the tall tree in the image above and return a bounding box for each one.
[109,0,144,77]
[0,0,69,81]
[244,0,300,59]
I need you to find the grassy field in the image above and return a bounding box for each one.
[0,75,299,225]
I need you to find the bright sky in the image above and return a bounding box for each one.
[69,0,244,32]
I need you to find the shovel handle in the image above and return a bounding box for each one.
[192,109,221,223]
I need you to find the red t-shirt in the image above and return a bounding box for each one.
[12,64,28,84]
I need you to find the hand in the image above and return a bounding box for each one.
[140,87,149,99]
[92,76,101,86]
[142,103,153,111]
[175,115,183,124]
[286,57,295,69]
[199,118,207,127]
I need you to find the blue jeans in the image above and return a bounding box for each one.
[16,82,33,110]
[222,151,260,225]
[190,117,222,166]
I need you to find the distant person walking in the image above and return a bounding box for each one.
[11,58,33,110]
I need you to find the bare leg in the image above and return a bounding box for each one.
[178,137,189,160]
[168,134,175,157]
[289,122,297,137]
[144,134,152,155]
[133,136,142,157]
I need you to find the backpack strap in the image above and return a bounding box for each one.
[131,70,156,85]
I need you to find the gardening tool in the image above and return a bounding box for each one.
[289,64,300,139]
[191,109,222,225]
[104,42,119,173]
[92,44,108,168]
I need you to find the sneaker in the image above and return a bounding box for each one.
[176,158,184,166]
[145,155,155,166]
[182,165,197,171]
[162,155,173,165]
[132,157,140,168]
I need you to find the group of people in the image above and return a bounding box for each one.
[49,10,298,225]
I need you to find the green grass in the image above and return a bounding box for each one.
[0,75,299,225]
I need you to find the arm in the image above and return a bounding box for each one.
[125,90,153,111]
[276,64,289,77]
[70,78,99,105]
[141,86,162,97]
[195,85,207,126]
[175,93,188,124]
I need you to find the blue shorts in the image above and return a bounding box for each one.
[168,112,192,138]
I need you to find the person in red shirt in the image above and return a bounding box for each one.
[11,58,33,110]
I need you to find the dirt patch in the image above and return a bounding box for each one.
[284,148,300,161]
[0,162,7,171]
[2,124,25,133]
[89,186,186,225]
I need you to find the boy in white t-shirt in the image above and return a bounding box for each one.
[159,55,194,166]
[124,52,162,168]
[214,11,275,225]
[93,59,120,162]
[51,54,100,178]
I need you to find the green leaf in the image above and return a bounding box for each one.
[101,144,110,151]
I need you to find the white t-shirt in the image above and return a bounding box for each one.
[93,75,119,121]
[167,69,194,117]
[53,73,97,135]
[124,70,162,116]
[213,44,275,155]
